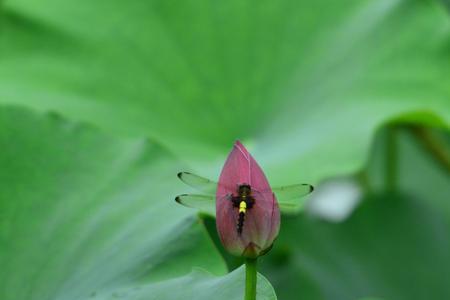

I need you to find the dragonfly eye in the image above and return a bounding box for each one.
[238,184,251,194]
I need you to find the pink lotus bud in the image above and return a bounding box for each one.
[216,141,280,258]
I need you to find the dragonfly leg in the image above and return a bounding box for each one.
[246,196,255,209]
[231,196,241,207]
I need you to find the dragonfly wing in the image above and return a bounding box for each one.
[272,184,314,213]
[175,194,215,216]
[177,171,314,214]
[177,172,218,195]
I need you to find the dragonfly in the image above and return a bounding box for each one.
[175,172,314,216]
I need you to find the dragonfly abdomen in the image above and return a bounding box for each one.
[237,211,245,235]
[237,201,247,235]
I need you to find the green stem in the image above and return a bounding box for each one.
[245,258,257,300]
[385,126,398,191]
[410,126,450,173]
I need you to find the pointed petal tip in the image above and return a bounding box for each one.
[233,140,247,150]
[233,140,250,156]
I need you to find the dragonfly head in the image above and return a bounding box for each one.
[238,184,251,196]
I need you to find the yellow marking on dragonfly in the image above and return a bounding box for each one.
[239,201,247,213]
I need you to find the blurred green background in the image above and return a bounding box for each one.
[0,0,449,299]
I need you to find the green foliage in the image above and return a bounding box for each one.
[259,127,450,299]
[94,267,276,300]
[0,0,449,184]
[262,193,450,300]
[0,108,240,299]
[0,0,449,299]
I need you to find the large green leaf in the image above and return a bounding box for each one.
[206,195,450,300]
[258,126,450,300]
[0,107,275,299]
[261,193,450,300]
[0,0,448,185]
[97,267,276,300]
